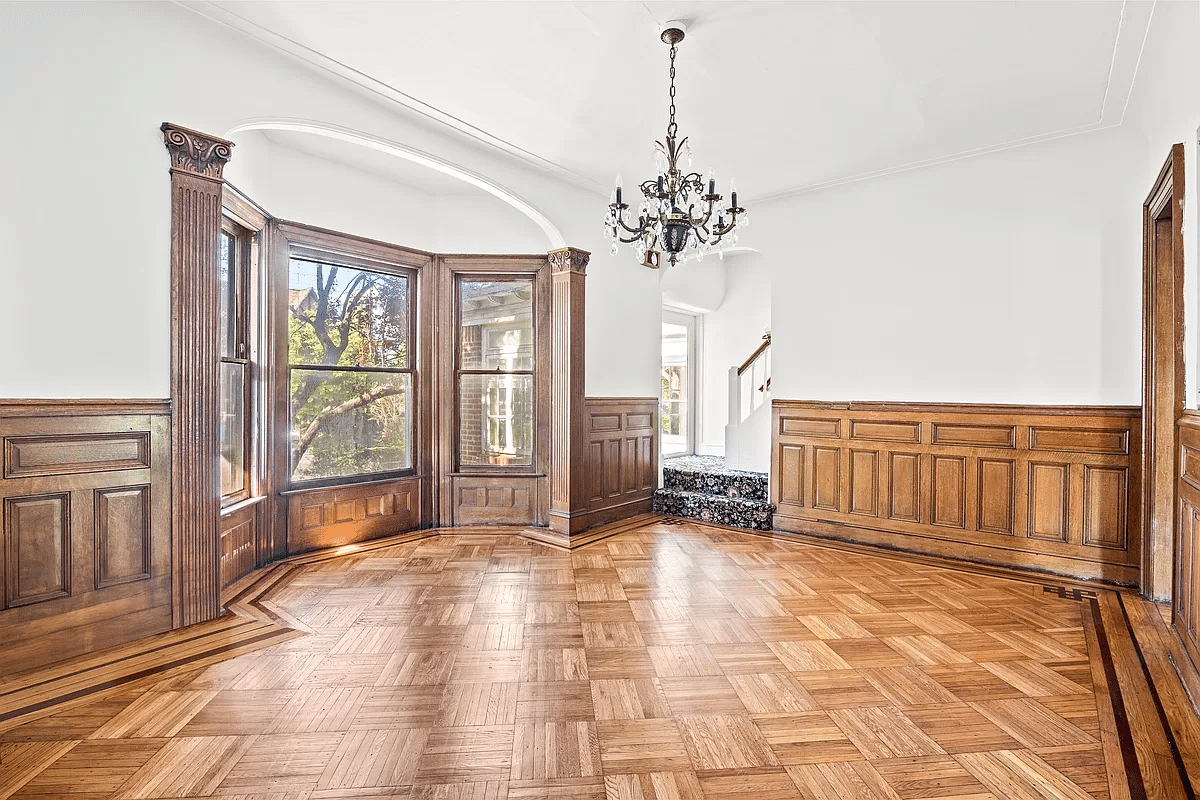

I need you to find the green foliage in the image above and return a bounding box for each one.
[288,260,412,481]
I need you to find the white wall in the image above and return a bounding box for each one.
[760,124,1148,405]
[759,1,1199,408]
[695,252,771,452]
[0,1,660,399]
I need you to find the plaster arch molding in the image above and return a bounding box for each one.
[223,118,566,249]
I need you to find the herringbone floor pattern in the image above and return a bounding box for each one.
[0,518,1187,798]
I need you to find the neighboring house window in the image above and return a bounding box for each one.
[219,220,253,504]
[287,257,415,483]
[458,279,534,467]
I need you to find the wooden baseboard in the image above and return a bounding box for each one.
[773,513,1140,587]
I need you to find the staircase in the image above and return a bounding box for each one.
[652,455,774,530]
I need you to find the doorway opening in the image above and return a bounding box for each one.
[661,310,696,457]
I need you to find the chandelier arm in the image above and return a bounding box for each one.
[614,214,652,236]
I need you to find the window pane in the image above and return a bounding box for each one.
[460,280,533,370]
[219,230,236,358]
[459,373,533,466]
[291,368,412,481]
[288,259,409,368]
[220,361,245,497]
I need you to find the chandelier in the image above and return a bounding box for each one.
[604,23,748,269]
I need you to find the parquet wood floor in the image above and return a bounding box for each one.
[1,517,1197,799]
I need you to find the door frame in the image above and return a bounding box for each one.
[662,309,698,457]
[1142,142,1186,602]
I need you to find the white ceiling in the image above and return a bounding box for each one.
[190,1,1152,202]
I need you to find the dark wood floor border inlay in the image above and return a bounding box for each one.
[1117,592,1199,799]
[1088,595,1149,800]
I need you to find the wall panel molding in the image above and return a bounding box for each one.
[0,403,171,674]
[772,401,1141,585]
[1172,412,1200,708]
[285,477,421,553]
[574,397,658,532]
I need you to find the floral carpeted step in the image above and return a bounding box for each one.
[662,455,769,503]
[651,488,774,531]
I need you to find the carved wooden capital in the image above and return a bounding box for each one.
[548,247,590,275]
[161,122,233,180]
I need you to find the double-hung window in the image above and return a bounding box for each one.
[287,257,416,483]
[219,221,253,504]
[457,279,535,467]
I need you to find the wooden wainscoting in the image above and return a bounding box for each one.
[1172,412,1200,701]
[578,397,658,530]
[451,475,543,526]
[283,477,421,554]
[772,401,1141,585]
[0,400,171,675]
[219,499,261,590]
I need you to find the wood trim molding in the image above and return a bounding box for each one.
[0,400,170,418]
[1142,143,1186,602]
[548,247,590,537]
[772,400,1142,586]
[164,122,233,627]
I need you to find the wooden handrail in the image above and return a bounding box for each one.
[737,338,771,376]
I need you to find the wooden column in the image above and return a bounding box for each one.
[162,123,233,626]
[548,247,590,538]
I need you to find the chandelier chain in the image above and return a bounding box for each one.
[667,44,677,139]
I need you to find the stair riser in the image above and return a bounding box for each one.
[652,490,774,531]
[662,468,769,502]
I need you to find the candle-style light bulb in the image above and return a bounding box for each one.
[614,173,623,206]
[706,168,716,196]
[729,177,738,210]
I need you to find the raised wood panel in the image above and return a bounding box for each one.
[287,477,421,552]
[1031,426,1129,455]
[0,405,171,674]
[452,476,537,526]
[849,420,920,443]
[590,414,621,433]
[4,493,71,608]
[626,413,653,430]
[781,417,839,438]
[1181,444,1200,491]
[1028,463,1069,543]
[4,432,151,479]
[849,450,878,517]
[931,456,966,529]
[1082,467,1128,550]
[977,459,1015,535]
[812,446,840,512]
[887,452,919,523]
[95,485,151,589]
[779,445,804,506]
[934,424,1015,448]
[773,401,1140,585]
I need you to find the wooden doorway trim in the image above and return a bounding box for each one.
[1142,143,1185,602]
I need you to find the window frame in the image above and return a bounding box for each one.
[280,234,425,492]
[455,275,538,470]
[218,217,255,506]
